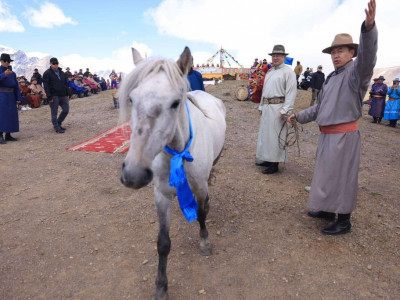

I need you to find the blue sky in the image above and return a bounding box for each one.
[1,0,399,74]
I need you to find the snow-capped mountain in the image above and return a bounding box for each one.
[0,47,123,80]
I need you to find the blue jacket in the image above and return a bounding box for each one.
[187,69,205,91]
[387,86,400,100]
[0,66,21,133]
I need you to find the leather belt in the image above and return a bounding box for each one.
[0,87,14,93]
[371,95,384,98]
[263,97,285,104]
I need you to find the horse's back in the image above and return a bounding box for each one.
[186,90,226,162]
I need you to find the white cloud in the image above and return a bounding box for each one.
[59,41,153,74]
[0,1,25,32]
[23,1,77,28]
[146,0,400,74]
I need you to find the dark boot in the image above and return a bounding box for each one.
[255,161,272,167]
[371,117,377,123]
[307,211,336,221]
[5,133,17,141]
[0,132,5,144]
[262,162,279,174]
[322,213,351,235]
[377,117,382,124]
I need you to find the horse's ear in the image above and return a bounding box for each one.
[131,48,143,65]
[177,47,192,75]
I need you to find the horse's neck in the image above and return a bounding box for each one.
[167,101,190,152]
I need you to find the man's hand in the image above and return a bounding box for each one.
[287,113,296,124]
[365,0,376,31]
[5,69,12,76]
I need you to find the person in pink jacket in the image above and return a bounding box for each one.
[82,75,98,94]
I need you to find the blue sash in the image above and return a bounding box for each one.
[164,102,198,222]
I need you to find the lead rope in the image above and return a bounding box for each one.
[276,111,302,157]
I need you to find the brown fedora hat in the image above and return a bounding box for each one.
[268,45,288,56]
[322,33,358,57]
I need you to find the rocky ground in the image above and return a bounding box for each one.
[1,81,399,299]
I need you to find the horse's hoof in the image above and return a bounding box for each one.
[200,239,212,256]
[200,248,212,256]
[152,290,168,300]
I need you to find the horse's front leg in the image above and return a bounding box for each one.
[153,188,172,300]
[196,190,212,256]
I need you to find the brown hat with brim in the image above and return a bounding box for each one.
[322,33,358,57]
[268,45,288,56]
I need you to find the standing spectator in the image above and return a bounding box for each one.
[187,56,205,91]
[287,0,377,235]
[255,45,297,174]
[106,79,110,90]
[294,61,303,89]
[251,58,259,68]
[65,67,72,77]
[383,78,400,127]
[310,65,325,106]
[0,53,22,144]
[303,67,310,81]
[43,57,70,134]
[83,68,90,77]
[109,70,118,89]
[368,75,387,123]
[77,69,83,76]
[32,68,43,85]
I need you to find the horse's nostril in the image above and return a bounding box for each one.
[122,162,126,169]
[145,168,153,181]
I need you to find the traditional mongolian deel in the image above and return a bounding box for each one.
[256,63,297,162]
[0,65,21,133]
[383,84,400,121]
[368,79,387,118]
[295,22,378,214]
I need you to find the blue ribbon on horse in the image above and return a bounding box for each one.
[164,102,198,222]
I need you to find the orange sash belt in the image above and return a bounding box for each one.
[372,95,384,98]
[319,120,358,134]
[389,97,397,101]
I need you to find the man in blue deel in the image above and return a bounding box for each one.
[0,53,22,144]
[187,56,205,91]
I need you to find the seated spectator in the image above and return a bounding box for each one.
[88,74,101,90]
[99,77,107,91]
[75,75,91,94]
[18,79,33,110]
[83,75,98,94]
[29,77,48,105]
[83,68,90,77]
[106,79,110,90]
[300,78,310,90]
[67,75,88,98]
[77,69,83,76]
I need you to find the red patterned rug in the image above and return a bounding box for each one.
[67,86,212,153]
[67,123,132,153]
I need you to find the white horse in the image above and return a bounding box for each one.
[119,47,226,300]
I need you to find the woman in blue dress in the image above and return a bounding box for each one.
[383,78,400,127]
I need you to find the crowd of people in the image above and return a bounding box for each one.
[0,54,121,137]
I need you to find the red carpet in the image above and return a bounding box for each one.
[68,86,211,154]
[67,123,131,153]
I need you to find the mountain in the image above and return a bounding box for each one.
[372,66,400,83]
[0,47,122,80]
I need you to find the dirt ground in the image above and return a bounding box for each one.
[1,81,399,300]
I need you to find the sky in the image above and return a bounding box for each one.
[0,0,399,75]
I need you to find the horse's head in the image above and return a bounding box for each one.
[119,47,192,189]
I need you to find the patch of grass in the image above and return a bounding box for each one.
[370,192,382,197]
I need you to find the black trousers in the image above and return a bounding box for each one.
[50,96,69,130]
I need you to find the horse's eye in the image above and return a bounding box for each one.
[170,100,180,109]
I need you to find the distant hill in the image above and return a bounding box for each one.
[372,66,400,83]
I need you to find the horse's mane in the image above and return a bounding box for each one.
[119,58,190,123]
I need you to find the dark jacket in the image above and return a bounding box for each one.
[43,67,69,98]
[32,72,43,85]
[310,71,325,90]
